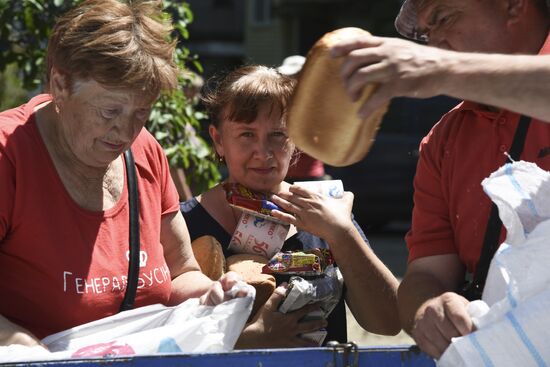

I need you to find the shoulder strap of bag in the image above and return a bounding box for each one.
[119,148,140,312]
[469,115,531,298]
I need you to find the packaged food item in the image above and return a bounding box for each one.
[278,266,344,346]
[262,248,334,276]
[278,267,343,316]
[223,182,287,224]
[301,329,327,346]
[228,212,289,258]
[293,180,344,198]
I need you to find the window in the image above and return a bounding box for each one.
[250,0,271,26]
[213,0,234,9]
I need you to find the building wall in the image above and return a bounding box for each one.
[187,0,244,40]
[244,1,285,66]
[186,0,246,77]
[243,0,402,67]
[186,0,402,78]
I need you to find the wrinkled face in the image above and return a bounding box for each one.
[415,0,512,52]
[53,76,153,168]
[210,103,294,193]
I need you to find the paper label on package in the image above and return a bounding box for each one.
[293,180,344,198]
[228,212,289,258]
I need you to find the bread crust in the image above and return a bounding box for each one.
[287,27,389,166]
[227,254,276,318]
[191,235,226,281]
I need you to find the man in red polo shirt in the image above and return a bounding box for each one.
[330,0,550,359]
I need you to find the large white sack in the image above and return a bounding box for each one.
[439,161,550,367]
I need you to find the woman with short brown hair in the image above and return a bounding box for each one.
[0,0,244,347]
[181,65,400,348]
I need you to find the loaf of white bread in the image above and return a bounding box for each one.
[287,27,389,166]
[191,235,226,281]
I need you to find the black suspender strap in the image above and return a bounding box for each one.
[508,116,532,160]
[119,149,141,312]
[463,115,531,300]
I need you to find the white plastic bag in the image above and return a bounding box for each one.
[0,283,254,363]
[439,161,550,367]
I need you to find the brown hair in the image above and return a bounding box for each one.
[202,65,296,128]
[46,0,178,98]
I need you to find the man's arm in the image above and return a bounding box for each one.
[331,34,550,122]
[423,52,550,122]
[398,254,473,359]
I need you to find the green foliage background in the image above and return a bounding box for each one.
[0,0,220,194]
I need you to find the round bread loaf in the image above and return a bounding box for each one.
[287,27,389,166]
[191,235,225,281]
[227,254,276,319]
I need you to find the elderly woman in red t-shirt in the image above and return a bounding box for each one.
[0,0,246,347]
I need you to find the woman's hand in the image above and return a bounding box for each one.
[270,185,355,242]
[0,315,46,348]
[199,271,253,306]
[235,285,327,349]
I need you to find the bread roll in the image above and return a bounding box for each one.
[287,27,389,166]
[227,254,276,318]
[191,235,225,281]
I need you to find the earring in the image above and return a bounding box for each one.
[215,152,225,164]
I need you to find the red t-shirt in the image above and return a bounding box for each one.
[406,33,550,274]
[0,94,180,338]
[286,151,325,180]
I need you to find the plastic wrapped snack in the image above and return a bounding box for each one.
[223,183,287,224]
[262,248,334,276]
[278,266,343,316]
[278,266,344,346]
